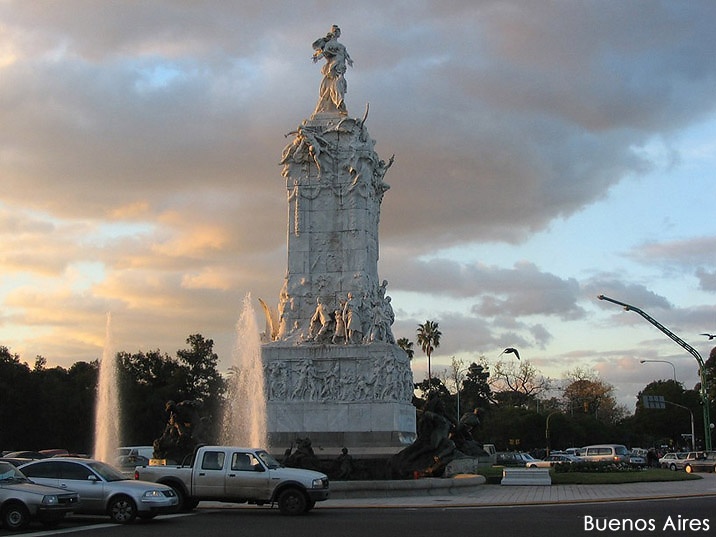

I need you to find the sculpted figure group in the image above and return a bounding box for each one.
[390,395,490,479]
[152,400,207,463]
[307,282,395,345]
[264,353,412,403]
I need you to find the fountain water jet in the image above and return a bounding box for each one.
[221,293,267,447]
[93,312,121,462]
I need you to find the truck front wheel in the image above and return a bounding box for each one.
[167,483,196,512]
[277,488,307,516]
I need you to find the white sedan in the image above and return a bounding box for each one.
[19,458,178,524]
[658,452,687,471]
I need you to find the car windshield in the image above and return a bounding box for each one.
[87,461,127,482]
[0,462,29,483]
[615,446,628,455]
[256,450,282,469]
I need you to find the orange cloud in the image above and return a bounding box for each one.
[109,200,151,219]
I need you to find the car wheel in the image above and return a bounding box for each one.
[277,488,307,516]
[669,463,677,471]
[685,464,693,473]
[108,494,137,524]
[2,502,30,530]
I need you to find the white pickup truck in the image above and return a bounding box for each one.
[133,446,329,515]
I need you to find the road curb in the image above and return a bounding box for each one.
[329,476,486,498]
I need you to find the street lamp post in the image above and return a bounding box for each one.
[545,411,560,457]
[665,401,696,452]
[598,294,711,451]
[640,359,677,382]
[456,376,462,422]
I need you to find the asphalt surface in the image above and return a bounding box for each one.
[8,475,715,536]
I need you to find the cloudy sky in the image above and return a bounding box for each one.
[2,1,715,410]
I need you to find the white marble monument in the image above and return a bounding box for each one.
[261,26,416,451]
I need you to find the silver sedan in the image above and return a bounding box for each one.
[0,461,79,530]
[19,458,178,524]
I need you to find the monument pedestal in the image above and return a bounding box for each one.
[262,342,416,453]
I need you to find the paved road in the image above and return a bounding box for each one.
[6,473,716,536]
[7,497,716,537]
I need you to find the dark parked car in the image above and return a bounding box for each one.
[19,458,178,523]
[627,451,647,468]
[0,461,78,531]
[495,452,532,467]
[0,458,33,468]
[3,451,47,460]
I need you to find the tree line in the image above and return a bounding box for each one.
[0,334,226,454]
[404,320,716,454]
[2,325,715,455]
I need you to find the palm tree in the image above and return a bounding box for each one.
[396,338,414,359]
[416,320,441,383]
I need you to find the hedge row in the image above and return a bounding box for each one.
[553,461,643,473]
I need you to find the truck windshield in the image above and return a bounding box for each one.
[256,450,282,469]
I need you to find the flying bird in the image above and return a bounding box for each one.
[499,347,521,360]
[701,333,716,340]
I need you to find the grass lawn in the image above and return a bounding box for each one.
[482,466,703,485]
[551,468,702,485]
